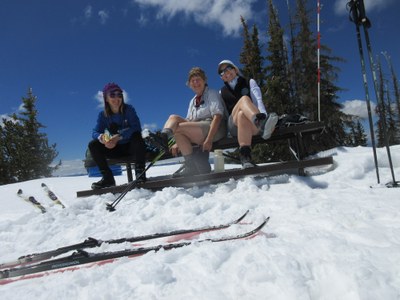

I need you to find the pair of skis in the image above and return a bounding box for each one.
[17,183,65,213]
[0,211,269,285]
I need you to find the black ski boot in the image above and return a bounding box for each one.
[239,146,253,169]
[91,170,116,189]
[135,164,147,183]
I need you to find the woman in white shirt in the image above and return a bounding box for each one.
[218,59,278,168]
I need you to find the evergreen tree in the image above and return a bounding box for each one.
[286,0,300,108]
[239,16,265,86]
[346,118,367,146]
[292,0,316,116]
[291,0,353,151]
[253,0,298,162]
[375,58,398,146]
[355,119,368,146]
[382,52,400,144]
[0,88,58,184]
[264,0,293,115]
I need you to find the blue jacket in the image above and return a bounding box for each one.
[92,104,142,144]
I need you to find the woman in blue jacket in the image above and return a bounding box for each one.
[88,83,146,189]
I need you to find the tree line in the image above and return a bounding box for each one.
[237,0,399,162]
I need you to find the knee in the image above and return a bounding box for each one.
[167,114,182,124]
[238,95,252,105]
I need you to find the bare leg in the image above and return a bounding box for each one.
[231,96,260,130]
[236,111,254,146]
[163,115,187,132]
[174,122,205,156]
[231,96,261,146]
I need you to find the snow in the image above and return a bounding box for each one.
[1,146,400,299]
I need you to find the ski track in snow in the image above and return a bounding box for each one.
[0,146,400,299]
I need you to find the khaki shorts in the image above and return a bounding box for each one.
[197,119,227,142]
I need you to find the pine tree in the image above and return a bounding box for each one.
[0,114,25,184]
[286,0,300,108]
[254,0,298,162]
[0,88,58,184]
[355,119,368,146]
[375,58,399,146]
[291,0,353,151]
[264,0,293,115]
[347,118,367,146]
[382,52,400,144]
[239,16,265,86]
[292,0,316,116]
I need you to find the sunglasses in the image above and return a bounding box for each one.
[109,92,123,98]
[219,66,233,77]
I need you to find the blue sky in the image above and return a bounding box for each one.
[1,0,399,160]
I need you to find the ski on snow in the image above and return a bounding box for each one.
[0,217,269,285]
[41,183,66,208]
[16,189,46,214]
[0,210,249,270]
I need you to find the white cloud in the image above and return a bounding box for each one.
[84,5,92,19]
[137,13,149,27]
[334,0,396,16]
[142,123,158,132]
[131,0,256,36]
[0,114,19,127]
[341,99,376,119]
[98,10,110,25]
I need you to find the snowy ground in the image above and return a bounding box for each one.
[0,146,400,299]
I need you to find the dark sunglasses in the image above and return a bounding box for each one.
[109,92,123,98]
[219,66,233,77]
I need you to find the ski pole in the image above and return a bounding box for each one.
[347,0,380,184]
[106,137,175,212]
[357,0,398,187]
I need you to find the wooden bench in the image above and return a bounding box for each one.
[84,121,326,182]
[212,121,326,160]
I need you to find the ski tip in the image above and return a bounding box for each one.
[41,183,46,187]
[235,210,250,223]
[257,217,270,230]
[17,189,22,195]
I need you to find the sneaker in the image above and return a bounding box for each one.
[91,177,116,190]
[261,113,279,140]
